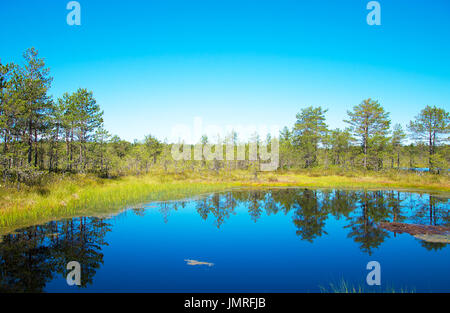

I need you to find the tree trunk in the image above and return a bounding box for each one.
[429,130,433,169]
[34,128,38,167]
[70,128,74,171]
[28,120,33,164]
[55,125,60,171]
[363,129,368,169]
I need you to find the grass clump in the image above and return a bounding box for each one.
[319,279,415,293]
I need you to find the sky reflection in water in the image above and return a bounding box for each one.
[0,188,449,293]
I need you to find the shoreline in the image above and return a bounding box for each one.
[0,170,449,235]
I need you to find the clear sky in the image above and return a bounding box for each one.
[1,0,449,142]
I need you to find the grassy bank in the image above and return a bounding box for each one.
[0,169,449,234]
[0,173,235,234]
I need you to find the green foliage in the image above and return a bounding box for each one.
[329,128,353,167]
[293,106,328,168]
[409,105,449,171]
[429,153,447,174]
[1,49,449,193]
[345,98,391,169]
[390,124,406,168]
[144,134,163,164]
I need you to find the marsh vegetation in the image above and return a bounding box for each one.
[0,48,449,232]
[0,188,448,292]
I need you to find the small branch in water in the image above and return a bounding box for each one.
[184,259,214,267]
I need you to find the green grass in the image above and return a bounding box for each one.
[0,173,236,234]
[0,168,448,234]
[319,279,415,293]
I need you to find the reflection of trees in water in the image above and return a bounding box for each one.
[195,193,237,229]
[0,189,448,292]
[0,217,111,293]
[291,189,329,242]
[0,225,54,293]
[158,201,187,224]
[386,191,407,226]
[246,191,266,223]
[271,188,303,214]
[411,195,449,227]
[187,189,449,252]
[420,240,448,251]
[329,190,359,219]
[345,191,391,255]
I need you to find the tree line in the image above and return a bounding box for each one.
[280,99,449,172]
[1,48,449,186]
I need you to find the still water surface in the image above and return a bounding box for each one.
[0,188,449,292]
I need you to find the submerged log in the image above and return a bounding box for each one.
[379,222,450,236]
[184,259,214,267]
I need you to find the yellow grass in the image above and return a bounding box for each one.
[0,169,448,234]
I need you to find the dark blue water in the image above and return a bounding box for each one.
[0,188,449,293]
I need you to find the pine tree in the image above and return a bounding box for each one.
[20,48,53,167]
[391,124,406,169]
[408,105,449,172]
[345,99,390,170]
[293,106,328,168]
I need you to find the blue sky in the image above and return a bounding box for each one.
[1,0,449,142]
